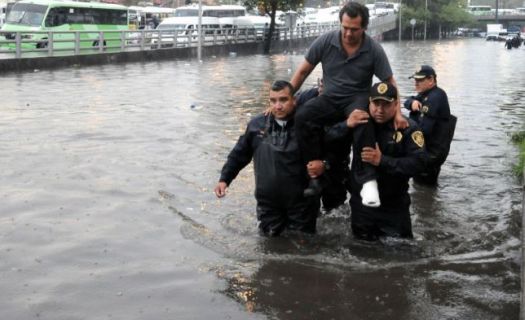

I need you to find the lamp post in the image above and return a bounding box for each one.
[197,0,202,61]
[423,0,427,40]
[398,0,402,41]
[410,18,416,41]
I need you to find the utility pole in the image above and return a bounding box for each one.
[423,0,427,40]
[197,0,202,61]
[398,0,402,41]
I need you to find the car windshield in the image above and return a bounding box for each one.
[6,3,47,26]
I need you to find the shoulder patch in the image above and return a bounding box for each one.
[411,131,425,148]
[393,131,403,143]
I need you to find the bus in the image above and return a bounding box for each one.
[174,5,247,18]
[0,0,128,50]
[467,5,492,15]
[128,6,175,30]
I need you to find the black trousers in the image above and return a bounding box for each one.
[256,197,319,236]
[414,165,441,186]
[350,195,413,240]
[295,94,377,184]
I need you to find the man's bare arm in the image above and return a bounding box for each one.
[386,76,409,129]
[290,59,315,93]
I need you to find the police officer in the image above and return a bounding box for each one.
[214,80,320,236]
[350,82,426,240]
[404,65,456,185]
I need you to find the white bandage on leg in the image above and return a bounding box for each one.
[360,180,381,208]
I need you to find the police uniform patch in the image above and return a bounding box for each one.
[411,131,425,148]
[377,83,388,94]
[422,105,429,114]
[393,131,403,143]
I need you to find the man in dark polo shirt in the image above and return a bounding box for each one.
[290,2,405,208]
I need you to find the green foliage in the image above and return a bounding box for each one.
[402,0,475,33]
[242,0,304,53]
[243,0,304,14]
[511,131,525,179]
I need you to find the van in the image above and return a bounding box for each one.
[242,15,271,40]
[151,16,224,48]
[220,16,255,41]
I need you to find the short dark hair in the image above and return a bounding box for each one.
[339,1,369,29]
[271,80,294,94]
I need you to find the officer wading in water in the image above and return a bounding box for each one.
[349,82,427,240]
[214,81,320,236]
[404,65,457,185]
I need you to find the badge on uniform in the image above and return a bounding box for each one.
[377,83,388,94]
[411,131,425,148]
[422,105,429,114]
[393,131,403,143]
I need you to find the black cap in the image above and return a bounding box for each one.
[409,65,436,79]
[370,82,397,102]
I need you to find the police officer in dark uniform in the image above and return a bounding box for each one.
[349,82,426,240]
[404,65,456,185]
[214,80,320,236]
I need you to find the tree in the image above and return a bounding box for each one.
[243,0,304,54]
[401,0,474,39]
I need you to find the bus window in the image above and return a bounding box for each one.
[6,3,47,26]
[45,8,66,27]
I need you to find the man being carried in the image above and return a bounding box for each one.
[290,1,405,207]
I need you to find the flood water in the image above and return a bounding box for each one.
[0,38,523,319]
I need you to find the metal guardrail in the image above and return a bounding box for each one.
[0,22,340,59]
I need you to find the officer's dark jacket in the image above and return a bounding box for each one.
[404,85,452,165]
[350,118,426,203]
[219,113,308,206]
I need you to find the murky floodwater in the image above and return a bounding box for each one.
[0,38,522,319]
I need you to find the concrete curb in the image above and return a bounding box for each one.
[0,37,316,74]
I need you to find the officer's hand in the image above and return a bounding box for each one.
[361,143,382,166]
[346,109,369,128]
[214,181,228,198]
[307,160,325,178]
[411,100,422,112]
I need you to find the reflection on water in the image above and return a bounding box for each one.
[0,38,522,319]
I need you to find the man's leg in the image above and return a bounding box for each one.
[321,152,350,211]
[256,205,287,237]
[285,197,320,234]
[344,96,380,207]
[295,96,346,196]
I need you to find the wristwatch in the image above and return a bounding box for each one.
[322,160,330,171]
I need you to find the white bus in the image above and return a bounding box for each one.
[174,5,247,18]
